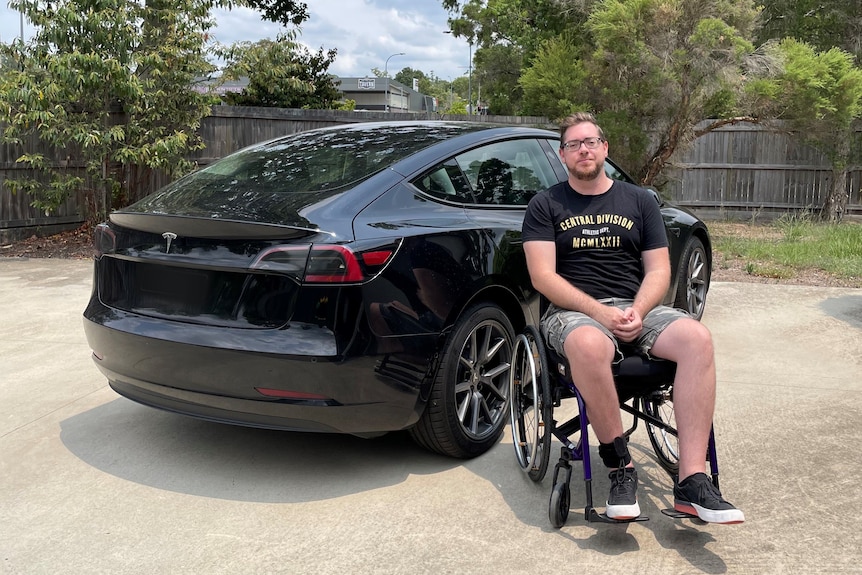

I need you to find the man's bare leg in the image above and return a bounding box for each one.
[649,317,715,481]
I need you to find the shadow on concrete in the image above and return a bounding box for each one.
[468,438,730,573]
[820,294,862,329]
[60,397,457,503]
[60,392,733,570]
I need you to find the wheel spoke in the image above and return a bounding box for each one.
[469,392,482,433]
[482,378,506,402]
[483,361,510,381]
[484,335,505,364]
[456,389,471,422]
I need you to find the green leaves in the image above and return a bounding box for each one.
[0,0,220,219]
[216,33,340,109]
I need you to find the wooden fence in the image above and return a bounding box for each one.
[1,109,859,241]
[664,121,862,219]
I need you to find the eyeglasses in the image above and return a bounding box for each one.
[561,137,604,151]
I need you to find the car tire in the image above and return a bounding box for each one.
[674,236,710,320]
[409,303,515,458]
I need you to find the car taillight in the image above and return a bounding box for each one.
[305,245,364,282]
[252,240,400,284]
[93,223,116,257]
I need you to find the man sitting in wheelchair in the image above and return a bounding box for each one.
[522,112,744,524]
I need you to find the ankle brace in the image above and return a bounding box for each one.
[599,436,631,468]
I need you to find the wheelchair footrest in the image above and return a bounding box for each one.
[661,508,706,523]
[586,507,649,523]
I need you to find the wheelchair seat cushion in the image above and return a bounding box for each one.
[549,345,676,400]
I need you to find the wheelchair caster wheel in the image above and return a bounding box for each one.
[549,482,570,528]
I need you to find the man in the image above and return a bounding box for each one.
[521,112,744,524]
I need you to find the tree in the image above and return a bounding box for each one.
[217,32,341,109]
[473,44,523,116]
[442,0,592,113]
[0,0,223,220]
[521,0,758,185]
[746,40,862,220]
[519,33,589,120]
[756,0,862,63]
[243,0,309,26]
[394,67,431,94]
[589,0,760,185]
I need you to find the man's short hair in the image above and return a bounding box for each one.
[559,112,605,144]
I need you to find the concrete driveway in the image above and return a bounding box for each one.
[1,258,860,574]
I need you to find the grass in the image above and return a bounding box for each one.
[709,215,862,285]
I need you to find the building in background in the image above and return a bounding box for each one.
[337,77,436,113]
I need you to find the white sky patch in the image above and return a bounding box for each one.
[0,0,468,81]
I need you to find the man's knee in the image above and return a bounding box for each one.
[654,317,713,359]
[564,326,615,365]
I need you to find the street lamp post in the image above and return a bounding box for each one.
[467,40,472,115]
[383,52,405,112]
[444,31,473,115]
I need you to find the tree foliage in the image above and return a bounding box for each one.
[756,0,862,63]
[747,39,862,219]
[243,0,309,26]
[516,0,759,183]
[0,0,224,219]
[473,44,523,116]
[217,32,341,109]
[443,0,587,113]
[394,67,432,94]
[519,33,588,120]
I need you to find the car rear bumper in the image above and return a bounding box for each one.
[83,309,433,436]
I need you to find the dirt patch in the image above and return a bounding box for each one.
[0,225,94,260]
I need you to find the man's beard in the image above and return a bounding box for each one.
[572,161,603,181]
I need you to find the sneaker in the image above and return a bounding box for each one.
[606,466,641,520]
[674,473,745,524]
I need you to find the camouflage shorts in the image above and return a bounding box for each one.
[541,299,690,361]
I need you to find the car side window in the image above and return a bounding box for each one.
[604,161,630,183]
[413,160,474,202]
[455,139,559,206]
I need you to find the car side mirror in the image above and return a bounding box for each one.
[646,187,663,207]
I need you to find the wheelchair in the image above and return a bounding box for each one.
[508,324,722,527]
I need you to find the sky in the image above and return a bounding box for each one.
[0,0,470,80]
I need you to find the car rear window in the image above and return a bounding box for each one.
[128,123,483,220]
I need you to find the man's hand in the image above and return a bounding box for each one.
[600,306,643,342]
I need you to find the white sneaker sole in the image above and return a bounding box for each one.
[606,501,641,520]
[675,502,745,524]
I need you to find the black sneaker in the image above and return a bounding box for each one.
[674,473,745,524]
[606,466,641,520]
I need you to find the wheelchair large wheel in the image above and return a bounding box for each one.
[509,325,552,482]
[643,388,680,476]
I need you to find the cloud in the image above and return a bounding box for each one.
[0,1,468,80]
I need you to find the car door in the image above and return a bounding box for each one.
[455,137,563,323]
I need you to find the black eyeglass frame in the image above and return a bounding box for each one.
[560,137,605,151]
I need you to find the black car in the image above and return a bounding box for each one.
[83,121,711,458]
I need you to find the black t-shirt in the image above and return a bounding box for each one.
[522,180,668,300]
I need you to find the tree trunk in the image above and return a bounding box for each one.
[822,135,851,222]
[822,167,848,222]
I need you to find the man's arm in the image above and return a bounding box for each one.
[523,240,620,327]
[632,247,671,318]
